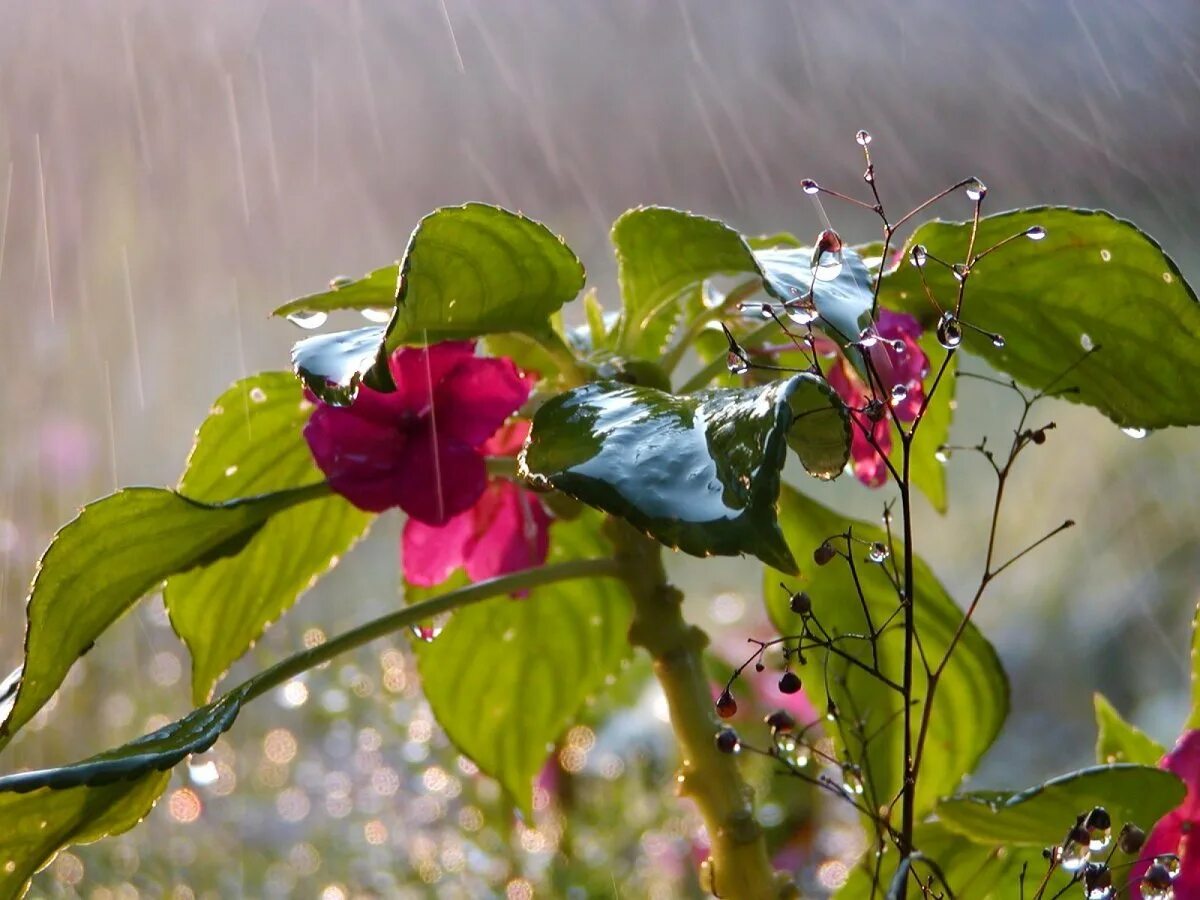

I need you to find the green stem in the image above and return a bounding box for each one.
[607,521,786,900]
[530,327,591,388]
[661,279,763,375]
[239,557,620,703]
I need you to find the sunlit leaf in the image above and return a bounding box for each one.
[1094,694,1164,766]
[271,265,398,319]
[763,486,1008,817]
[522,376,851,572]
[937,764,1184,845]
[0,485,324,748]
[881,207,1200,429]
[412,516,630,816]
[165,374,372,703]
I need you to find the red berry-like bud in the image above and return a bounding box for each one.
[813,542,836,566]
[716,690,738,719]
[778,672,802,695]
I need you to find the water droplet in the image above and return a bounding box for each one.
[1141,858,1177,900]
[726,352,749,375]
[1084,808,1112,851]
[1163,271,1175,284]
[801,179,820,195]
[1025,225,1047,241]
[952,263,968,282]
[785,298,818,325]
[868,542,890,563]
[361,308,391,323]
[778,672,802,694]
[814,254,843,282]
[1156,855,1182,879]
[1060,831,1091,873]
[856,329,880,349]
[410,625,440,643]
[715,727,740,754]
[1080,333,1095,351]
[936,312,963,349]
[286,310,328,330]
[890,339,906,353]
[934,447,950,464]
[863,166,875,184]
[890,384,909,405]
[224,465,238,477]
[329,275,354,290]
[991,334,1006,349]
[1121,427,1148,439]
[855,129,872,146]
[249,386,267,403]
[910,245,928,267]
[188,759,220,786]
[965,179,987,201]
[1083,862,1114,900]
[716,690,738,719]
[1100,248,1112,262]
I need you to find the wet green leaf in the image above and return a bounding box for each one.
[0,772,170,900]
[165,374,372,703]
[271,265,398,319]
[1094,694,1164,766]
[0,485,324,748]
[290,324,386,407]
[522,376,850,572]
[412,517,631,816]
[904,331,955,513]
[764,486,1008,817]
[937,764,1184,845]
[881,207,1200,429]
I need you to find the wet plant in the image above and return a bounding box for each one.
[2,132,1200,899]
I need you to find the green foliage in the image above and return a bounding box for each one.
[904,331,955,513]
[271,265,398,319]
[282,204,585,401]
[936,763,1184,845]
[1094,694,1164,765]
[0,484,325,748]
[412,517,632,815]
[165,373,372,702]
[881,207,1200,429]
[522,375,851,573]
[764,486,1008,817]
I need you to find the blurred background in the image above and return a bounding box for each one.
[1,1,1199,896]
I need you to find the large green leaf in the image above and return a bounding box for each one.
[271,265,397,319]
[165,374,372,703]
[880,207,1200,429]
[1094,694,1165,766]
[283,205,585,401]
[521,376,851,573]
[904,331,955,513]
[0,484,324,748]
[0,772,170,900]
[763,486,1008,817]
[937,764,1184,845]
[611,207,875,360]
[413,516,631,815]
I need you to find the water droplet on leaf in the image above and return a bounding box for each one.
[329,275,354,290]
[1025,225,1047,241]
[1121,427,1148,439]
[1080,333,1095,351]
[287,310,329,330]
[361,308,391,323]
[890,384,908,405]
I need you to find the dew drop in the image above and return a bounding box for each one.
[726,352,749,375]
[1083,862,1114,900]
[863,166,875,184]
[890,339,906,353]
[1163,271,1175,284]
[813,254,843,282]
[868,542,890,563]
[1157,855,1182,879]
[991,334,1006,349]
[188,759,220,786]
[936,312,963,349]
[3,861,13,874]
[361,308,391,323]
[1059,836,1090,873]
[1121,427,1148,439]
[801,179,820,195]
[785,298,818,326]
[716,690,738,719]
[965,179,987,201]
[329,275,354,290]
[224,465,238,477]
[1100,248,1112,262]
[249,386,267,403]
[410,625,440,643]
[715,727,740,754]
[855,129,872,146]
[1025,225,1047,241]
[1084,807,1112,852]
[889,384,909,405]
[934,447,950,464]
[1080,333,1095,351]
[910,245,928,267]
[952,263,968,283]
[286,310,328,330]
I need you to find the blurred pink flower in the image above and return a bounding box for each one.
[304,341,533,524]
[1130,729,1200,898]
[822,310,929,488]
[38,416,97,486]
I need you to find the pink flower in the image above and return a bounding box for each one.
[822,310,929,488]
[304,341,533,524]
[1130,730,1200,898]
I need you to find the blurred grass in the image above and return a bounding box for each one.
[0,1,1198,895]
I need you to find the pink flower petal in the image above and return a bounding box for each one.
[433,357,535,447]
[1129,729,1200,898]
[480,420,531,457]
[389,341,478,414]
[304,404,413,512]
[393,421,487,525]
[463,481,551,582]
[401,509,474,587]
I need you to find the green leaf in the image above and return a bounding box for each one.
[285,204,585,401]
[522,376,851,572]
[880,207,1200,429]
[271,265,397,319]
[1187,600,1200,731]
[937,764,1185,845]
[0,485,324,748]
[904,331,955,513]
[764,486,1008,816]
[165,374,372,703]
[0,772,170,900]
[413,517,631,815]
[1094,694,1164,766]
[610,207,874,360]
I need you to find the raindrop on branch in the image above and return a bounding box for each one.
[868,542,890,563]
[726,352,749,375]
[801,179,820,195]
[936,313,963,349]
[965,179,988,201]
[855,130,872,147]
[890,384,908,405]
[910,245,928,267]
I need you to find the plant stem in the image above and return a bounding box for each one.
[607,520,786,900]
[897,435,917,900]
